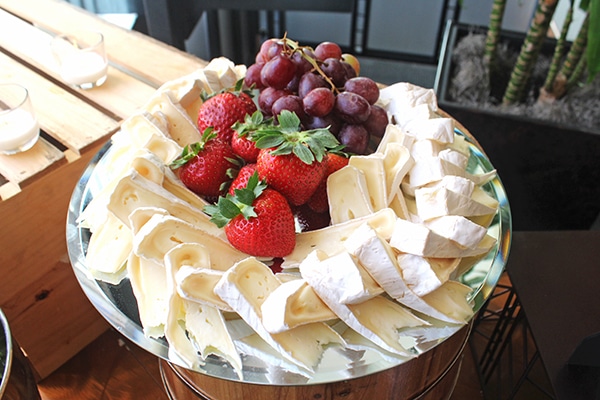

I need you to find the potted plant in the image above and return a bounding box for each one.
[434,0,600,231]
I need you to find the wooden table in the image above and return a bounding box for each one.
[507,231,600,399]
[0,0,208,380]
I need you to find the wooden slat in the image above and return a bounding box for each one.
[0,8,157,119]
[0,0,208,87]
[0,52,119,153]
[0,138,65,192]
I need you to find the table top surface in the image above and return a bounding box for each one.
[507,230,600,400]
[0,0,207,201]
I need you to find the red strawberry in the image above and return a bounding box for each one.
[257,149,326,206]
[229,163,257,195]
[306,152,350,213]
[197,85,256,143]
[171,129,240,198]
[253,110,341,206]
[230,111,269,163]
[205,172,296,258]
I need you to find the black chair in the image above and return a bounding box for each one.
[141,0,357,65]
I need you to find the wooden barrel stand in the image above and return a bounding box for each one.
[159,323,470,400]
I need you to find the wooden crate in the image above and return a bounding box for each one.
[0,0,207,379]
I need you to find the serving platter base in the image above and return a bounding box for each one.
[159,323,470,400]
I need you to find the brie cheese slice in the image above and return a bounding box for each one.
[175,266,233,312]
[348,154,388,212]
[299,250,428,356]
[214,258,345,371]
[261,279,337,333]
[327,165,374,224]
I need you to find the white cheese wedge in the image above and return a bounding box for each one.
[127,252,169,338]
[348,154,388,212]
[410,139,444,161]
[281,208,397,269]
[145,90,201,146]
[420,281,474,323]
[423,215,488,248]
[404,117,454,144]
[133,214,246,271]
[183,300,243,376]
[261,279,337,333]
[396,253,457,296]
[376,123,415,154]
[378,82,438,126]
[202,57,245,91]
[388,192,411,220]
[154,71,206,121]
[389,218,495,258]
[343,224,464,323]
[130,151,166,185]
[176,266,233,311]
[305,251,383,305]
[327,165,374,224]
[299,250,427,356]
[84,212,131,283]
[107,170,222,238]
[382,142,414,205]
[120,110,170,147]
[214,257,344,371]
[438,148,469,170]
[415,185,498,221]
[163,243,242,377]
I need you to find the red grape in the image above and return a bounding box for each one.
[314,41,342,61]
[363,105,388,138]
[298,72,328,98]
[320,58,347,87]
[261,55,296,89]
[305,114,343,136]
[339,124,369,154]
[244,62,265,89]
[344,77,380,105]
[272,95,306,120]
[259,87,291,116]
[303,87,335,117]
[334,91,371,124]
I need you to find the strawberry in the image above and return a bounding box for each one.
[230,111,271,163]
[197,82,257,143]
[228,163,257,195]
[306,152,350,213]
[171,128,240,198]
[252,110,341,206]
[205,172,296,258]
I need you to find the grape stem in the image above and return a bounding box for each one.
[279,34,341,94]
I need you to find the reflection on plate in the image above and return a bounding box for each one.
[66,127,511,385]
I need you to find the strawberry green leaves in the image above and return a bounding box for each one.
[204,172,266,227]
[250,110,341,164]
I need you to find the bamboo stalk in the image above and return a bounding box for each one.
[543,1,575,92]
[502,0,559,105]
[550,13,590,99]
[484,0,507,67]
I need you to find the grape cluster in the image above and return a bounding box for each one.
[244,38,388,154]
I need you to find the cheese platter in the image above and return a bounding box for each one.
[66,43,511,386]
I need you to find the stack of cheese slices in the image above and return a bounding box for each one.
[78,57,499,379]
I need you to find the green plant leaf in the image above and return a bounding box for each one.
[587,0,600,80]
[255,134,285,149]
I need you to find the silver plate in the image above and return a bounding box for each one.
[66,127,512,385]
